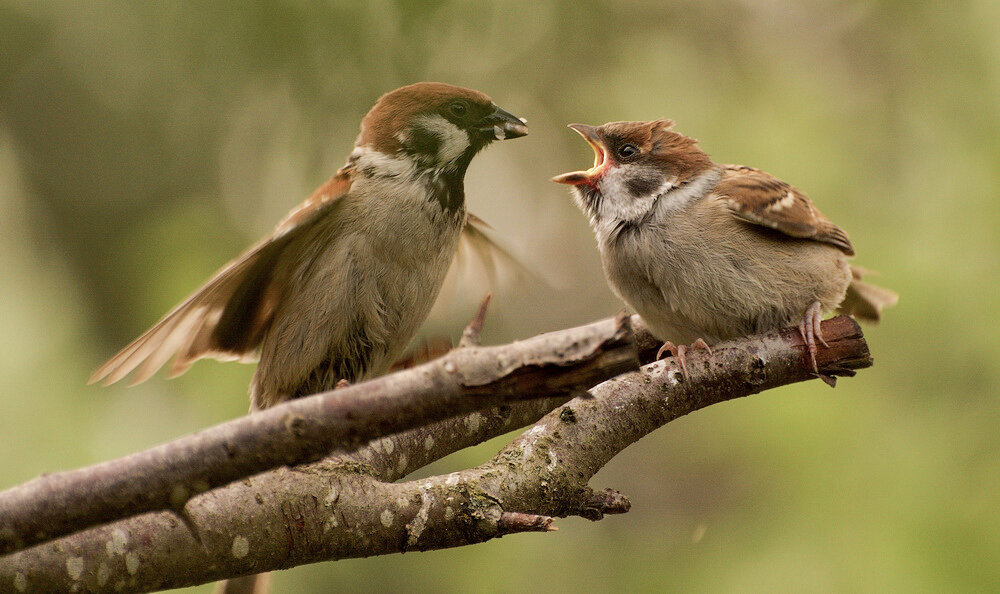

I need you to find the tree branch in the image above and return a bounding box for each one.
[0,314,637,556]
[0,316,870,592]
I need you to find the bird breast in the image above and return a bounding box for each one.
[601,193,851,345]
[251,177,464,407]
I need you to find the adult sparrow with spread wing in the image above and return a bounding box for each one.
[92,82,528,409]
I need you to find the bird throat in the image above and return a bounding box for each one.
[353,147,472,215]
[419,141,478,214]
[426,165,467,213]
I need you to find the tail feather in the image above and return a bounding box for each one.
[837,266,899,322]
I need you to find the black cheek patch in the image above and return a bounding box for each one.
[407,125,442,157]
[625,173,662,198]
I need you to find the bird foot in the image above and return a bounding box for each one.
[656,338,712,378]
[797,301,833,383]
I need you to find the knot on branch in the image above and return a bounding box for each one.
[578,488,632,521]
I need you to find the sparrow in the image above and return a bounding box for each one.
[90,82,528,409]
[552,119,897,380]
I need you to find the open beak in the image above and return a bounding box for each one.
[480,105,529,141]
[551,123,607,185]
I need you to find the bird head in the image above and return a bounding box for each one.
[552,120,713,225]
[356,82,528,172]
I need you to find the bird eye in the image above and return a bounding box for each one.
[617,143,639,159]
[448,101,468,118]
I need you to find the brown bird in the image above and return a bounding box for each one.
[553,119,896,378]
[91,82,528,409]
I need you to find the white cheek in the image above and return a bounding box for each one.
[596,169,623,203]
[597,168,658,222]
[439,127,471,163]
[411,114,470,164]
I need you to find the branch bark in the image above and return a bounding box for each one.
[0,316,870,592]
[0,314,637,556]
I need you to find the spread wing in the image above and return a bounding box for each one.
[89,170,354,386]
[430,212,537,324]
[455,213,528,284]
[716,165,855,256]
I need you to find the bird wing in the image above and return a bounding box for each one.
[716,165,855,256]
[424,212,537,332]
[455,213,528,285]
[444,211,539,299]
[89,169,354,386]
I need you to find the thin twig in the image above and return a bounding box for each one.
[459,292,492,348]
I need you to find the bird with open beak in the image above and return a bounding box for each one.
[554,119,896,380]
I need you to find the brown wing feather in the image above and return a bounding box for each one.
[89,170,354,386]
[457,212,537,285]
[717,165,855,256]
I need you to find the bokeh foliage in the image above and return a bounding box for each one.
[1,1,997,591]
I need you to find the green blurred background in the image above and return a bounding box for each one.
[1,1,997,591]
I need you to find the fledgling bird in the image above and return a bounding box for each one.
[553,119,897,379]
[91,82,528,409]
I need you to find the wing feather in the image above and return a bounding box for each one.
[90,171,354,386]
[717,165,855,256]
[456,212,536,285]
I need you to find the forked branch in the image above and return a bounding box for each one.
[0,317,870,592]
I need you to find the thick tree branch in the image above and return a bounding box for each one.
[0,314,637,556]
[343,313,862,482]
[0,317,870,592]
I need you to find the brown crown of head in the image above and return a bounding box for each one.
[356,82,495,154]
[553,119,713,186]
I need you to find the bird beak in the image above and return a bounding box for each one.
[551,124,607,185]
[479,105,529,141]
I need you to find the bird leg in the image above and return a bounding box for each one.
[797,301,829,377]
[656,338,713,378]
